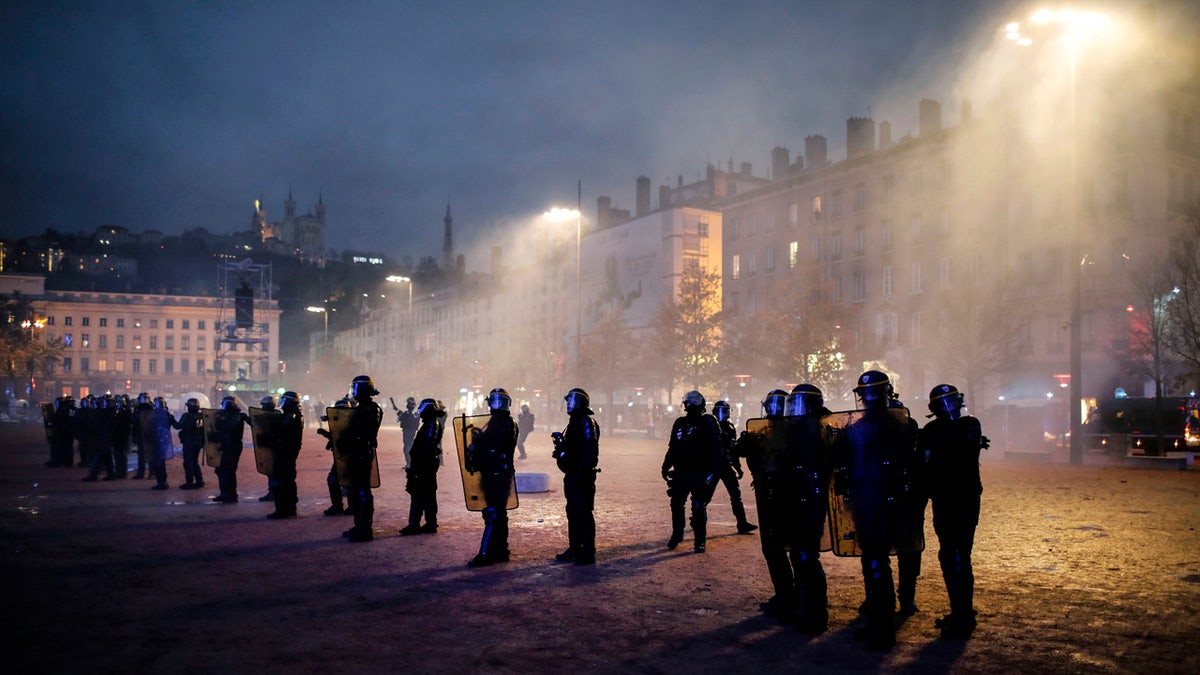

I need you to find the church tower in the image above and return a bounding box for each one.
[442,202,454,272]
[285,186,296,219]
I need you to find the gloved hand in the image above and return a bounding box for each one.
[980,435,991,450]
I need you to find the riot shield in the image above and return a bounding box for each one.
[823,408,924,557]
[745,417,833,553]
[41,403,54,445]
[137,407,174,462]
[452,414,519,512]
[326,406,381,489]
[202,408,222,468]
[248,406,281,477]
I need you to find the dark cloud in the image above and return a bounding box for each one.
[7,0,1192,262]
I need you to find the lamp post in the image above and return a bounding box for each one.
[1004,8,1110,465]
[305,306,328,347]
[545,193,583,380]
[385,275,413,313]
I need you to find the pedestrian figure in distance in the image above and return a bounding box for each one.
[517,404,535,460]
[399,398,446,535]
[661,390,724,553]
[396,396,418,469]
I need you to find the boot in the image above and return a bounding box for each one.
[897,550,921,616]
[667,502,685,549]
[732,499,758,534]
[348,491,373,542]
[690,504,707,553]
[794,551,828,633]
[469,509,498,567]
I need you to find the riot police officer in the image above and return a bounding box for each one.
[212,396,248,503]
[711,400,757,535]
[131,392,153,478]
[465,387,518,567]
[397,396,419,469]
[399,398,445,535]
[552,388,600,565]
[47,396,76,468]
[318,398,354,516]
[922,384,987,638]
[517,403,535,460]
[661,391,724,553]
[81,395,114,482]
[836,370,917,650]
[174,398,205,489]
[784,384,834,632]
[110,394,133,479]
[268,391,304,519]
[340,376,383,542]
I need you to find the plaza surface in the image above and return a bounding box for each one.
[3,422,1198,674]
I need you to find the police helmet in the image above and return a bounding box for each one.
[682,390,706,412]
[62,395,76,409]
[565,387,591,415]
[487,387,511,412]
[417,397,444,419]
[853,370,893,405]
[221,396,240,412]
[280,391,300,410]
[786,383,824,417]
[186,397,200,412]
[762,389,788,417]
[260,395,277,410]
[154,396,168,411]
[712,399,731,423]
[80,395,94,409]
[137,392,150,405]
[350,375,378,399]
[929,384,964,420]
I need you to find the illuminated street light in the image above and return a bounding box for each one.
[305,306,328,346]
[545,185,583,379]
[385,275,413,313]
[1002,7,1112,465]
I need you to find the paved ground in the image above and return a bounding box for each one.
[3,421,1199,674]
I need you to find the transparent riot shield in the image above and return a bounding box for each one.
[746,417,833,553]
[823,407,924,557]
[326,406,381,489]
[452,413,519,512]
[248,406,281,477]
[151,408,174,461]
[202,408,222,468]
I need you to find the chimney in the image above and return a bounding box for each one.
[597,195,611,231]
[879,120,892,148]
[919,99,942,137]
[805,135,828,168]
[740,162,752,177]
[961,98,973,124]
[659,185,671,210]
[636,176,651,216]
[771,146,791,180]
[712,170,727,198]
[846,117,876,158]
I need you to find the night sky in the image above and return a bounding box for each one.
[2,1,1192,264]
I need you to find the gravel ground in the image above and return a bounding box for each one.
[3,422,1199,674]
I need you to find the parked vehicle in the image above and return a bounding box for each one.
[1082,397,1189,456]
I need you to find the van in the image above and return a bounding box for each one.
[1082,397,1189,456]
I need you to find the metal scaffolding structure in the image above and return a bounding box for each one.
[213,258,273,401]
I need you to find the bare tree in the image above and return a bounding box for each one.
[649,264,723,394]
[1165,202,1200,389]
[928,272,1027,401]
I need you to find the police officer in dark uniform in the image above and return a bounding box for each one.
[397,396,418,469]
[399,398,445,535]
[341,376,383,542]
[894,387,927,619]
[258,395,278,502]
[174,398,205,489]
[922,384,987,638]
[517,404,535,460]
[661,390,724,553]
[552,388,600,565]
[711,400,757,535]
[212,396,247,503]
[465,387,518,567]
[81,395,115,481]
[47,396,76,468]
[110,394,133,479]
[318,397,353,516]
[784,384,834,632]
[267,391,304,519]
[836,370,917,650]
[131,393,153,478]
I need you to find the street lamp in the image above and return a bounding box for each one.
[385,275,413,313]
[1004,8,1111,465]
[545,193,583,379]
[305,306,328,346]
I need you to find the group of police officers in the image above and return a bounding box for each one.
[41,368,984,648]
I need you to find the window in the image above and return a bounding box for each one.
[911,312,922,346]
[165,358,174,374]
[765,209,775,231]
[115,360,124,372]
[166,319,174,329]
[132,359,141,373]
[98,335,107,349]
[789,241,799,269]
[81,333,90,348]
[789,202,799,227]
[729,217,740,240]
[181,359,189,374]
[883,266,893,296]
[197,336,206,351]
[65,317,73,326]
[731,254,741,280]
[831,190,843,218]
[882,174,894,201]
[116,335,125,349]
[882,220,893,251]
[134,319,141,328]
[149,336,157,350]
[149,360,157,374]
[812,196,822,222]
[150,320,158,329]
[830,233,842,260]
[939,257,952,288]
[198,320,206,330]
[80,358,90,372]
[811,236,822,260]
[46,316,55,326]
[876,313,897,346]
[853,269,866,301]
[182,320,190,330]
[64,333,73,347]
[197,359,205,374]
[766,247,776,272]
[854,227,865,255]
[116,318,124,328]
[82,317,90,327]
[165,336,174,350]
[747,251,757,275]
[181,336,190,350]
[99,318,107,327]
[97,359,107,372]
[62,357,72,372]
[854,183,867,212]
[912,262,923,293]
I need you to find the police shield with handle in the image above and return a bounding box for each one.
[336,376,384,542]
[463,388,520,567]
[661,390,724,553]
[316,397,354,516]
[267,391,304,519]
[922,384,988,639]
